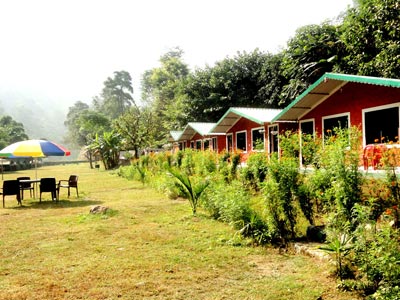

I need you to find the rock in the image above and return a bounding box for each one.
[90,205,109,214]
[293,243,330,260]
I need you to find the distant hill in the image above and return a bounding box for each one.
[0,89,68,144]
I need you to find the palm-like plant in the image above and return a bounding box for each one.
[89,131,121,170]
[320,233,353,279]
[134,161,147,185]
[167,168,209,215]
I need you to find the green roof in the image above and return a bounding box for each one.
[187,122,216,135]
[272,73,400,122]
[177,122,222,141]
[169,131,183,142]
[325,73,400,87]
[211,107,282,133]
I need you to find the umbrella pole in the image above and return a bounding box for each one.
[35,158,38,179]
[35,158,38,198]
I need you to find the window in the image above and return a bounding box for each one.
[322,113,349,140]
[190,141,194,149]
[252,127,265,151]
[226,134,233,152]
[212,137,217,152]
[178,141,186,150]
[300,119,315,166]
[268,125,279,153]
[196,140,202,150]
[236,131,247,152]
[363,104,400,145]
[300,119,314,136]
[203,139,210,150]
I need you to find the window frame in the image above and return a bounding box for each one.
[179,141,186,151]
[236,130,247,152]
[196,139,202,150]
[362,103,400,146]
[268,124,279,154]
[203,138,210,150]
[226,133,233,152]
[322,112,350,143]
[299,119,315,136]
[299,119,315,167]
[251,127,265,151]
[212,137,217,152]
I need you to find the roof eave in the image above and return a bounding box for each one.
[272,73,400,122]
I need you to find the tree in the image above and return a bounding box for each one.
[64,101,90,147]
[338,0,400,78]
[64,102,111,167]
[183,50,283,122]
[141,47,189,144]
[112,105,157,158]
[94,70,135,119]
[258,52,288,107]
[0,115,29,149]
[77,111,111,168]
[280,23,342,106]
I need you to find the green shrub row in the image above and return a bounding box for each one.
[117,127,400,299]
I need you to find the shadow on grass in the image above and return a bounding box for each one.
[13,199,103,210]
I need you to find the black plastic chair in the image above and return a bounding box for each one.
[58,175,79,198]
[1,180,21,207]
[39,178,58,202]
[17,176,35,199]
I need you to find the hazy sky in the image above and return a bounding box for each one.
[0,0,353,108]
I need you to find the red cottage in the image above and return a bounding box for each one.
[210,107,282,160]
[169,122,225,152]
[272,73,400,168]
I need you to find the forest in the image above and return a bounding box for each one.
[62,0,400,159]
[0,0,399,159]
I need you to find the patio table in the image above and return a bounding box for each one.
[19,179,40,199]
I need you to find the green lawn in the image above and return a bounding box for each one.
[0,163,361,300]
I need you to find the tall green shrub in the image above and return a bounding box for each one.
[203,179,270,244]
[181,149,195,175]
[240,152,268,192]
[264,156,300,241]
[203,179,251,223]
[305,168,335,214]
[352,218,400,298]
[320,127,364,227]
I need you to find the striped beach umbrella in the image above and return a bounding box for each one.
[0,139,70,158]
[0,140,70,181]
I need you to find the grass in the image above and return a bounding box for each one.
[0,163,361,300]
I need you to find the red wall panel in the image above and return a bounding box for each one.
[301,83,400,136]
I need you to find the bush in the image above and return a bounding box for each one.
[203,179,271,244]
[237,210,271,245]
[181,149,195,175]
[319,127,364,227]
[114,127,400,297]
[305,168,335,214]
[353,222,400,298]
[264,157,300,241]
[240,152,268,192]
[203,179,251,224]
